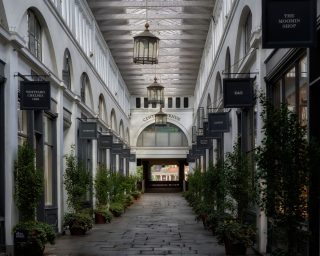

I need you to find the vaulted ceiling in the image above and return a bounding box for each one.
[87,0,215,96]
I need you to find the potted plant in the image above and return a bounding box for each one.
[63,146,92,235]
[256,97,310,255]
[94,165,112,224]
[216,219,256,255]
[214,140,256,255]
[131,190,141,200]
[63,212,93,235]
[13,143,55,255]
[109,202,124,217]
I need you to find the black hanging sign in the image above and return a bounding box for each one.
[112,142,123,154]
[192,144,205,156]
[20,81,51,110]
[122,148,131,158]
[223,78,254,108]
[208,112,230,133]
[262,0,316,48]
[203,121,222,139]
[197,135,210,149]
[187,153,196,163]
[129,154,136,162]
[98,135,113,148]
[79,122,97,139]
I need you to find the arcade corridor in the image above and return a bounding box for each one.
[44,194,256,256]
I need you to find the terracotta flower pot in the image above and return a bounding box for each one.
[95,212,106,224]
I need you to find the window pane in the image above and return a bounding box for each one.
[143,131,155,146]
[176,98,181,108]
[184,97,189,108]
[273,80,282,108]
[168,97,172,108]
[284,67,296,112]
[136,98,141,108]
[156,131,169,146]
[144,97,148,108]
[299,56,308,126]
[44,145,53,206]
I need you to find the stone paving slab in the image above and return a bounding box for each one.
[45,193,257,256]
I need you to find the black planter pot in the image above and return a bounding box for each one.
[70,227,86,235]
[14,229,45,256]
[224,238,247,255]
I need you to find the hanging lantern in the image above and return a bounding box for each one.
[155,107,167,126]
[133,23,160,64]
[147,77,164,105]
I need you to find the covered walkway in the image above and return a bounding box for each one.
[45,194,234,255]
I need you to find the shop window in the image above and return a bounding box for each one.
[176,97,181,108]
[18,105,28,146]
[272,55,308,126]
[136,98,141,108]
[27,10,42,60]
[184,97,189,108]
[168,97,173,108]
[44,115,54,206]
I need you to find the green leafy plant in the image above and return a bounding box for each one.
[63,213,93,234]
[256,96,310,255]
[109,202,124,217]
[63,146,92,234]
[131,191,141,200]
[94,206,113,223]
[216,219,256,248]
[13,143,55,254]
[64,146,91,212]
[14,143,43,221]
[94,165,110,207]
[13,221,55,255]
[225,140,255,222]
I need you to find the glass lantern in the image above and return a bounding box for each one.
[133,23,160,64]
[155,108,167,126]
[147,77,164,105]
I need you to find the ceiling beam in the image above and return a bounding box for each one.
[103,34,207,40]
[112,51,202,57]
[100,24,209,31]
[89,1,214,8]
[108,43,205,49]
[94,13,212,20]
[122,70,198,75]
[117,65,199,70]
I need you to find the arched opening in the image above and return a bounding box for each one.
[110,109,117,133]
[98,94,107,124]
[119,120,124,139]
[137,123,188,147]
[63,49,72,90]
[136,123,189,192]
[213,72,223,108]
[225,47,231,78]
[234,6,252,71]
[80,73,93,110]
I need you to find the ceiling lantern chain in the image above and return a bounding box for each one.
[133,0,160,64]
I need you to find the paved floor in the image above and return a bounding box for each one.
[44,193,253,256]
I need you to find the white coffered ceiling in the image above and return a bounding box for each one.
[87,0,215,96]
